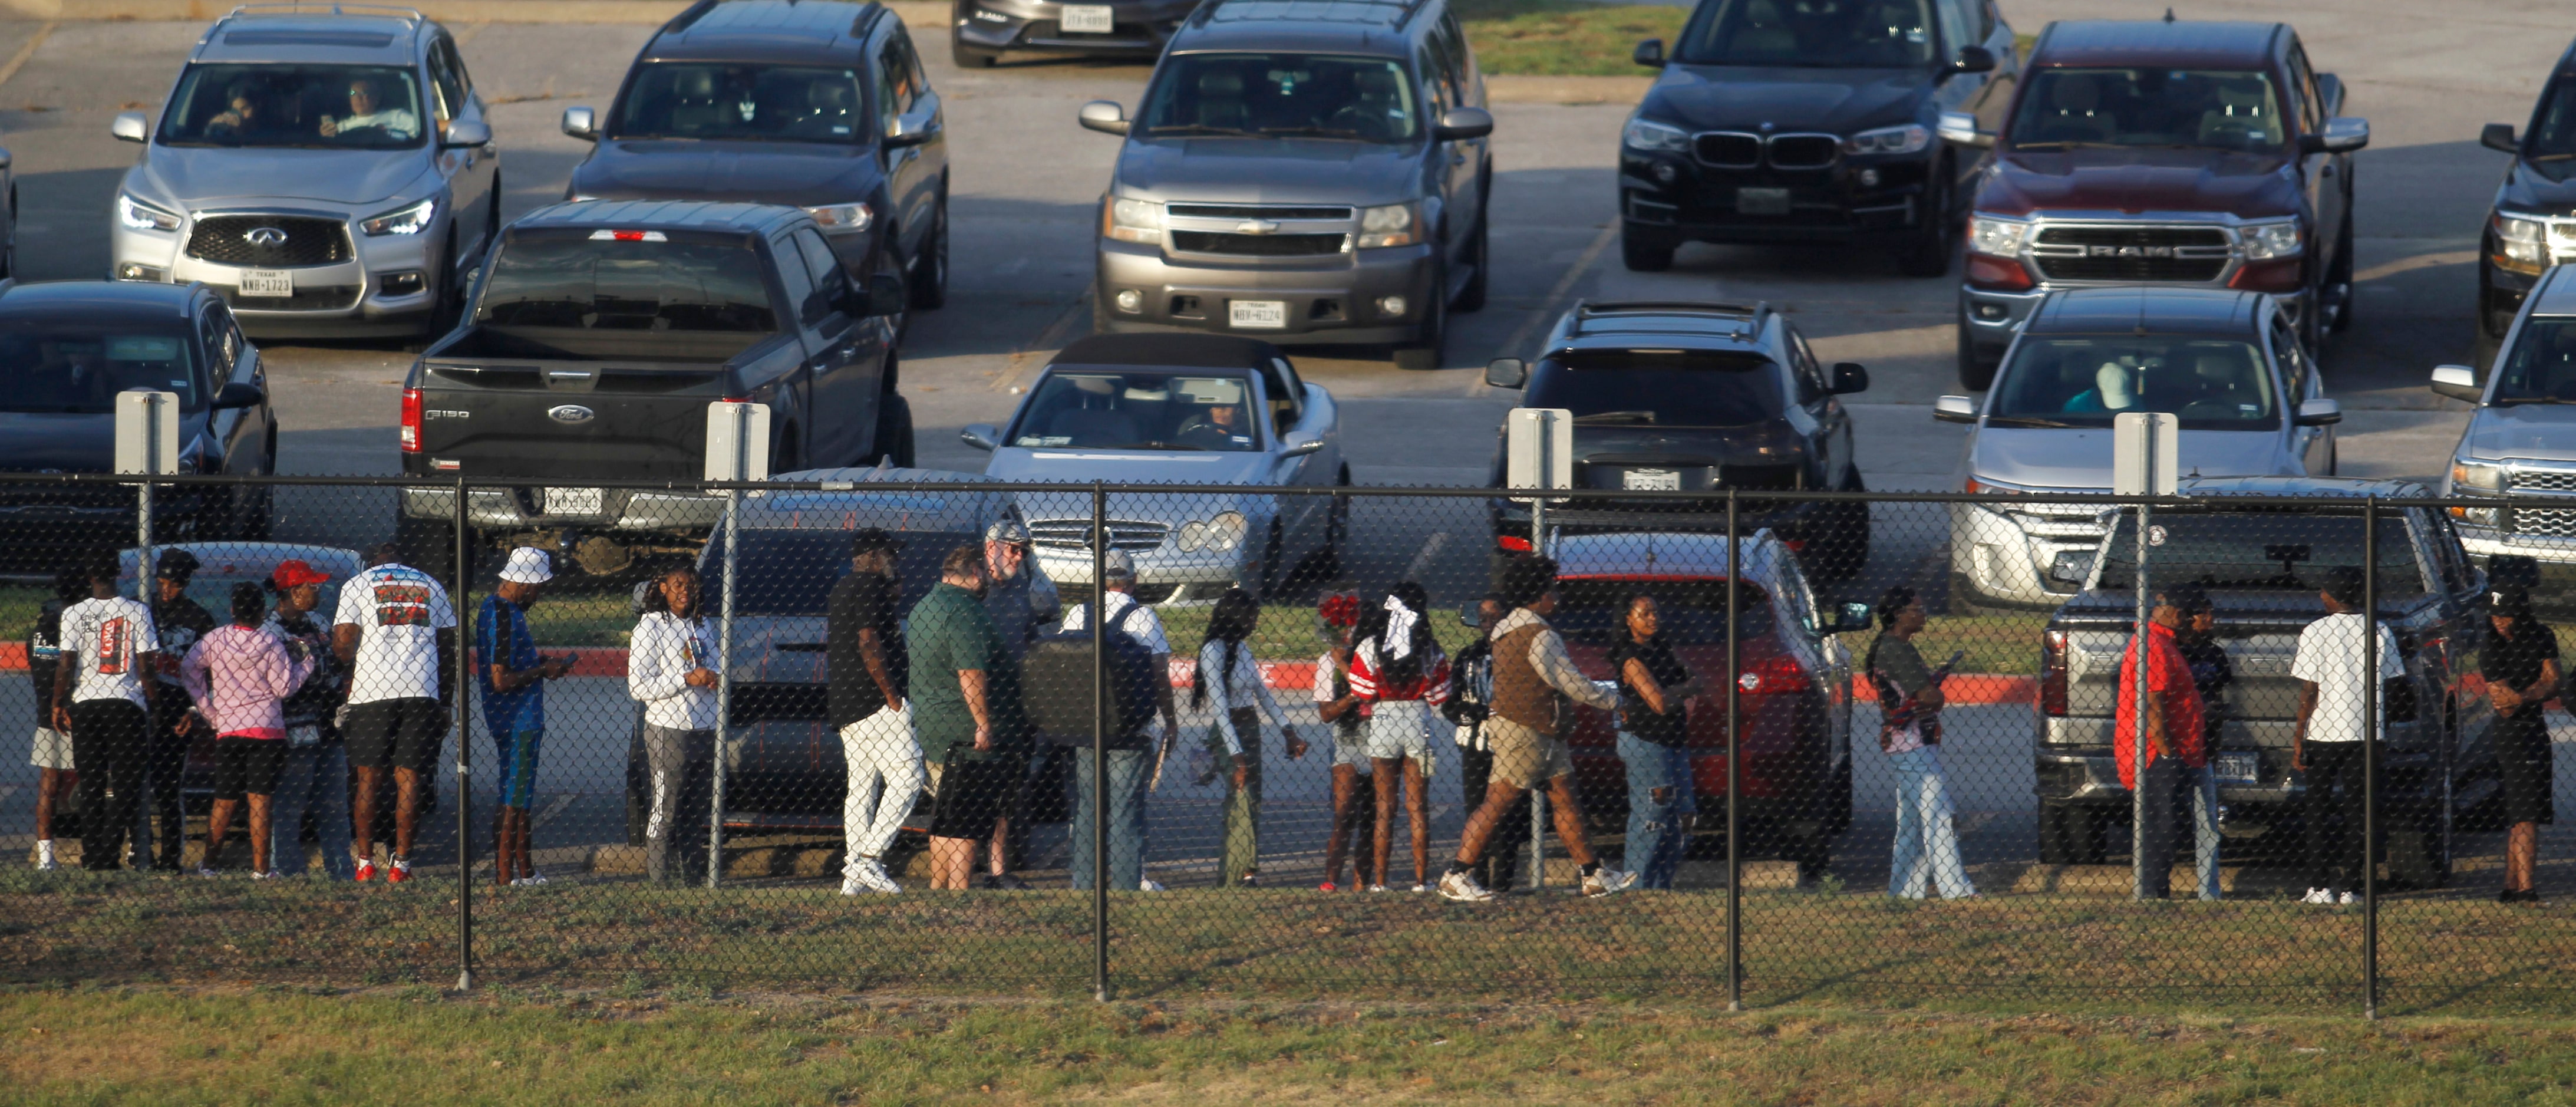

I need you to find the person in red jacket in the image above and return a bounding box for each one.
[1349,582,1451,893]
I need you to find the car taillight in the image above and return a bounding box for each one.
[1734,652,1806,696]
[1965,253,2033,291]
[2040,628,2068,716]
[399,388,422,453]
[1497,534,1532,552]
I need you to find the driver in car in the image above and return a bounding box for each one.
[320,77,418,140]
[1172,394,1251,450]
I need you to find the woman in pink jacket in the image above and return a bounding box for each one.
[182,582,316,878]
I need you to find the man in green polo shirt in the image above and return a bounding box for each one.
[907,543,1031,891]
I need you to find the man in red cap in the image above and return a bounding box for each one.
[262,559,355,879]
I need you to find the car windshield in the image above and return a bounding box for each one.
[473,229,777,358]
[157,63,426,149]
[2493,319,2576,403]
[1990,337,2278,429]
[1139,54,1420,143]
[611,63,870,143]
[1673,0,1937,68]
[2010,68,2285,152]
[2097,512,2423,597]
[703,529,970,616]
[2530,76,2576,161]
[1526,351,1784,426]
[0,328,200,413]
[1553,579,1774,645]
[1011,370,1260,452]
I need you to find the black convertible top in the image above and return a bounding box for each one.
[1052,333,1285,371]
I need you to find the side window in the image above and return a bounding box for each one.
[1774,555,1821,638]
[1932,0,1974,55]
[1270,357,1305,420]
[1785,326,1826,403]
[2286,47,2321,131]
[875,45,906,135]
[892,31,926,101]
[1436,11,1479,97]
[1416,45,1453,116]
[426,40,465,123]
[793,228,849,318]
[2422,512,2470,596]
[441,38,474,94]
[199,307,235,378]
[1978,0,1999,39]
[773,235,820,330]
[2271,317,2310,397]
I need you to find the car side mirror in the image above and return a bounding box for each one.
[1934,394,1978,423]
[1632,38,1665,68]
[2049,551,2095,586]
[1951,45,1996,74]
[1830,601,1872,634]
[1829,362,1868,394]
[1078,100,1129,136]
[2298,117,2369,155]
[1935,109,1991,149]
[2482,123,2520,154]
[560,106,597,141]
[2430,364,2483,403]
[1434,107,1494,141]
[862,274,907,317]
[440,118,492,149]
[111,111,149,143]
[1282,431,1324,457]
[961,423,1000,451]
[0,148,12,172]
[2294,397,2343,427]
[211,383,265,410]
[885,113,937,149]
[1485,357,1528,388]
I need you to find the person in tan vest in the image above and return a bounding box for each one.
[1437,555,1638,901]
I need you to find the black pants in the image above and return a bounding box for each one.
[138,694,192,869]
[1460,745,1529,891]
[2304,742,2370,892]
[69,700,149,871]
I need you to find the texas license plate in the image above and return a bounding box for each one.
[238,269,293,297]
[1228,299,1288,329]
[2214,752,2261,785]
[545,487,604,515]
[1736,187,1792,216]
[1623,469,1682,490]
[1060,4,1114,32]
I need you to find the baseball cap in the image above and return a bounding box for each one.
[850,527,904,556]
[156,548,200,582]
[499,547,554,584]
[2491,585,2536,619]
[1101,549,1137,581]
[270,559,331,589]
[984,519,1030,546]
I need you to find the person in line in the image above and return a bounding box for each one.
[827,529,919,896]
[2482,585,2558,904]
[1061,550,1176,892]
[52,551,158,872]
[1442,592,1523,892]
[910,545,1031,891]
[25,569,84,871]
[2290,565,2403,907]
[631,565,721,887]
[1438,556,1637,902]
[476,549,575,888]
[1312,592,1376,892]
[184,582,316,878]
[2114,588,2208,900]
[1867,587,1975,900]
[2168,585,2229,901]
[978,519,1060,871]
[1611,593,1703,890]
[1193,587,1307,887]
[1351,582,1450,893]
[262,559,354,881]
[141,549,217,872]
[333,542,458,885]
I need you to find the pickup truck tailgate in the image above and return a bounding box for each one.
[414,358,735,481]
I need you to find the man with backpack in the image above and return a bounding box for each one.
[908,544,1031,891]
[1054,551,1174,891]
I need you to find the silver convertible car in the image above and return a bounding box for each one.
[962,333,1348,602]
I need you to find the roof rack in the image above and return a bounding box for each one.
[225,2,424,21]
[1203,0,1433,29]
[1565,299,1768,337]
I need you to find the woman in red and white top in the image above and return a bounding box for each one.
[1350,582,1450,892]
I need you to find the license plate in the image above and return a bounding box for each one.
[545,487,604,515]
[1228,299,1288,330]
[2214,752,2261,785]
[238,269,293,297]
[1736,187,1792,216]
[1623,468,1682,490]
[1060,4,1114,32]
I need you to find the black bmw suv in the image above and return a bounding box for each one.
[2475,35,2576,373]
[1482,301,1872,580]
[1618,0,2017,275]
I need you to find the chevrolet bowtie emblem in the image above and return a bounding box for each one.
[1237,219,1279,235]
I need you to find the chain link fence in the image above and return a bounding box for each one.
[3,471,2573,1012]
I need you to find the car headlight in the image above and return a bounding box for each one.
[2450,458,2503,493]
[2492,211,2550,275]
[1357,203,1420,249]
[2239,219,2303,261]
[1622,118,1689,154]
[1841,124,1929,156]
[805,202,873,233]
[359,197,437,236]
[118,193,182,233]
[1201,510,1246,552]
[1967,216,2028,258]
[1104,197,1160,245]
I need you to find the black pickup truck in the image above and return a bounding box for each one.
[2036,476,2500,888]
[395,200,913,578]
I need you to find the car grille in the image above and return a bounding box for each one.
[1167,204,1353,220]
[1170,230,1346,256]
[1693,132,1837,170]
[2508,506,2576,538]
[2030,224,2232,284]
[213,284,362,311]
[1028,520,1170,551]
[1765,135,1838,170]
[186,215,351,268]
[2508,468,2576,493]
[1695,133,1761,168]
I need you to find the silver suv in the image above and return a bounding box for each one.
[2435,263,2576,576]
[1077,0,1494,370]
[109,4,499,340]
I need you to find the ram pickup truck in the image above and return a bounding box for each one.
[2036,477,2498,888]
[1945,19,2368,388]
[395,200,911,578]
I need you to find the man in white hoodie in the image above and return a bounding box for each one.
[629,566,721,885]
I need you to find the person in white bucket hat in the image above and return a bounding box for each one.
[476,547,575,887]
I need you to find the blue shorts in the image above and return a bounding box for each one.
[493,729,542,809]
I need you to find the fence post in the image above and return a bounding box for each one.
[453,476,474,991]
[2363,495,2380,1019]
[1724,490,1741,1011]
[708,483,738,889]
[1091,481,1110,1002]
[2131,495,2153,900]
[1529,492,1546,891]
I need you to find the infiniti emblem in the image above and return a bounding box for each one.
[243,226,289,247]
[547,405,595,425]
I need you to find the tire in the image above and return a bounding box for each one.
[1955,314,2000,391]
[873,392,916,468]
[1452,212,1489,313]
[2037,802,2107,865]
[909,193,948,310]
[1392,263,1447,370]
[2327,207,2356,335]
[952,35,999,68]
[1893,169,1955,278]
[1620,222,1675,272]
[395,510,459,584]
[1822,755,1853,837]
[1288,466,1351,588]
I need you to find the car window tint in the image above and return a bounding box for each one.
[1010,370,1261,452]
[1932,0,1973,56]
[1526,350,1785,426]
[1675,0,1935,67]
[475,230,779,342]
[2099,511,2425,597]
[1138,53,1421,144]
[2493,318,2576,401]
[2284,46,2320,131]
[2532,75,2576,159]
[773,234,820,329]
[427,39,465,122]
[2271,318,2310,397]
[614,63,867,143]
[706,528,969,616]
[1436,10,1479,95]
[2009,67,2284,152]
[1786,328,1826,403]
[1991,337,2277,429]
[1978,0,1999,40]
[0,327,202,413]
[199,307,235,377]
[157,62,427,149]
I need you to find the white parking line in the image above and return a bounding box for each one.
[0,22,55,89]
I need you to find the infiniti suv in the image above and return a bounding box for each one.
[108,4,499,340]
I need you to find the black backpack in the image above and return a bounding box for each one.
[1023,604,1160,749]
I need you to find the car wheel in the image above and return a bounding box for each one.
[1452,212,1489,313]
[2037,802,2107,865]
[874,392,915,468]
[2386,816,2452,890]
[1893,170,1956,278]
[1620,221,1675,272]
[1392,262,1446,370]
[2327,208,2356,335]
[910,194,949,311]
[1955,315,2000,391]
[1288,466,1351,588]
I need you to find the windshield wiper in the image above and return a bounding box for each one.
[1572,410,1658,425]
[1982,414,2074,429]
[1147,124,1258,137]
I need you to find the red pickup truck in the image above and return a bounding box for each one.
[1943,19,2369,389]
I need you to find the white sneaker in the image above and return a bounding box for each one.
[34,841,57,871]
[2302,887,2336,905]
[839,875,871,896]
[849,858,902,894]
[1582,866,1639,897]
[2338,891,2358,906]
[1367,884,1388,893]
[193,867,219,879]
[1411,883,1430,894]
[1437,870,1495,902]
[520,871,549,887]
[252,870,282,881]
[1139,878,1167,892]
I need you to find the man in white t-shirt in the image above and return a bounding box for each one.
[318,77,420,141]
[50,551,159,871]
[2290,565,2404,905]
[331,542,457,884]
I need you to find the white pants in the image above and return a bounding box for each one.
[840,703,923,875]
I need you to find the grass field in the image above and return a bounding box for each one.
[6,985,2576,1104]
[1455,0,1690,77]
